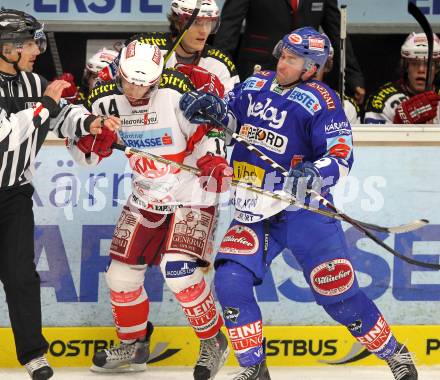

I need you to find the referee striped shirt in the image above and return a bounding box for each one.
[0,71,94,189]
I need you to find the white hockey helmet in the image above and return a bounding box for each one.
[171,0,220,33]
[117,41,164,99]
[86,47,118,75]
[83,47,118,89]
[401,32,440,60]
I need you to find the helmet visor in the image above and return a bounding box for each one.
[116,72,153,100]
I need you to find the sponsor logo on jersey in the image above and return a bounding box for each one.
[137,33,170,48]
[243,77,267,91]
[233,161,265,187]
[207,48,236,74]
[120,128,173,148]
[247,94,287,129]
[165,261,198,278]
[239,124,288,154]
[306,82,336,110]
[326,136,352,159]
[287,88,322,114]
[369,84,400,110]
[324,120,350,135]
[271,84,284,95]
[120,112,158,127]
[219,225,259,255]
[160,70,193,94]
[310,258,354,296]
[356,315,392,354]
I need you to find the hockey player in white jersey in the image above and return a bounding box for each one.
[68,41,232,380]
[364,32,440,124]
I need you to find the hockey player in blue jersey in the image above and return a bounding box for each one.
[179,27,418,380]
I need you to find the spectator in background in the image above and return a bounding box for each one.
[99,0,239,94]
[213,0,366,104]
[364,32,440,124]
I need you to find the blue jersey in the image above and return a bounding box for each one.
[224,71,354,222]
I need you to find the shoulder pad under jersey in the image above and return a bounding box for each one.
[87,81,120,109]
[365,82,401,112]
[203,45,237,76]
[126,32,172,50]
[159,68,195,94]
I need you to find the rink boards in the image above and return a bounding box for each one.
[1,325,440,367]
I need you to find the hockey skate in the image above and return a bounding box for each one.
[233,360,271,380]
[24,356,53,380]
[193,329,230,380]
[90,321,153,373]
[385,342,418,380]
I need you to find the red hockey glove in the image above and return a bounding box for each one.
[76,126,117,158]
[196,154,233,193]
[58,72,78,103]
[394,91,440,124]
[175,63,225,98]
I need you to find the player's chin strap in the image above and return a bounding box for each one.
[111,142,438,270]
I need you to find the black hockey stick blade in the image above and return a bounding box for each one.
[408,1,433,91]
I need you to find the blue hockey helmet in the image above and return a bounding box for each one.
[273,27,331,72]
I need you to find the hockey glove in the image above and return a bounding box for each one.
[283,162,322,205]
[76,126,117,158]
[197,154,233,193]
[175,64,225,98]
[394,90,440,124]
[58,72,78,104]
[179,90,228,125]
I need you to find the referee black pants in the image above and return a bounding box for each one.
[0,184,49,365]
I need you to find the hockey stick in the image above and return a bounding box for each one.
[111,143,439,269]
[164,0,202,64]
[408,1,434,91]
[204,117,428,234]
[339,5,347,101]
[47,31,63,77]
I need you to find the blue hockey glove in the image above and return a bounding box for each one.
[179,90,228,125]
[283,162,322,205]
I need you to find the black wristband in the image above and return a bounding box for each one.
[84,115,99,133]
[40,96,61,117]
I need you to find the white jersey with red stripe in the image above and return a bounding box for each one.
[68,68,226,212]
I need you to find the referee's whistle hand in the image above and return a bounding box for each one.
[44,80,72,104]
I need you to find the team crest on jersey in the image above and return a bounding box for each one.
[287,88,321,114]
[239,124,288,154]
[243,77,267,91]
